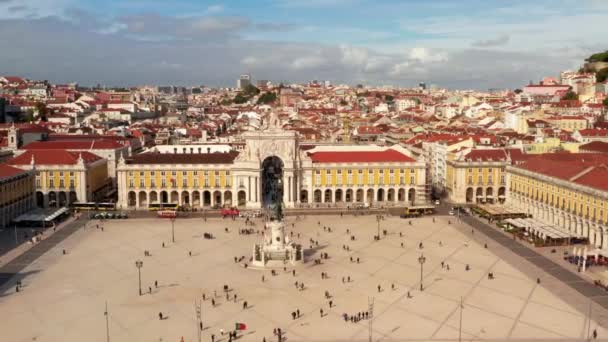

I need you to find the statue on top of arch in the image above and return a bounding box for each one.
[265,111,281,131]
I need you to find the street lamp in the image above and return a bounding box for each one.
[135,260,143,295]
[418,254,426,291]
[376,215,381,240]
[171,218,175,243]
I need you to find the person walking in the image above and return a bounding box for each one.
[320,308,324,317]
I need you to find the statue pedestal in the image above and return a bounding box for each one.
[252,219,305,268]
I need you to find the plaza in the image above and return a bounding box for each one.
[1,214,607,341]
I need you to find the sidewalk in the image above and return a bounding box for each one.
[0,215,88,288]
[459,213,608,325]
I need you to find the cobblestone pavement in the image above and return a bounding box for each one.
[1,214,607,341]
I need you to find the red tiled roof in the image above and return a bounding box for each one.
[9,150,102,166]
[464,148,525,162]
[515,153,608,191]
[126,152,239,165]
[22,140,124,150]
[0,164,29,179]
[578,129,608,137]
[579,141,608,153]
[308,149,415,163]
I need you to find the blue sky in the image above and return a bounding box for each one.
[0,0,606,88]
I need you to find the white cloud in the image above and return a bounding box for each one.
[205,4,224,15]
[408,47,448,63]
[290,56,327,70]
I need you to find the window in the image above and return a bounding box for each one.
[194,179,198,187]
[36,178,41,188]
[172,171,176,176]
[226,171,230,176]
[468,176,473,184]
[488,168,493,172]
[358,169,363,174]
[59,171,64,177]
[140,171,144,176]
[140,179,145,187]
[161,179,166,187]
[337,170,342,175]
[204,178,209,187]
[410,169,415,174]
[194,171,198,176]
[500,175,506,184]
[182,179,187,187]
[315,170,320,174]
[151,180,156,187]
[183,171,187,176]
[161,171,166,176]
[128,179,134,188]
[390,169,394,174]
[348,170,352,174]
[69,172,74,176]
[69,179,74,188]
[151,171,155,176]
[215,171,220,176]
[488,176,493,184]
[368,169,373,174]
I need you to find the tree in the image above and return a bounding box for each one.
[385,95,394,102]
[561,91,578,101]
[603,97,608,108]
[233,94,249,104]
[339,99,348,106]
[597,67,608,83]
[514,89,523,94]
[243,84,260,96]
[257,92,277,104]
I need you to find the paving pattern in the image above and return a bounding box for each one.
[0,214,607,342]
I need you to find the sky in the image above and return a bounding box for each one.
[0,0,606,89]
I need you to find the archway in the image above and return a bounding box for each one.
[58,192,67,207]
[387,188,395,202]
[69,191,77,205]
[192,191,201,207]
[160,191,168,203]
[300,190,309,203]
[203,191,211,206]
[366,189,374,204]
[466,187,474,203]
[476,187,483,203]
[213,191,222,206]
[224,191,233,206]
[128,191,136,207]
[486,187,494,204]
[398,188,405,202]
[356,189,364,202]
[324,189,332,203]
[36,192,44,208]
[139,191,148,207]
[48,192,57,207]
[335,189,343,203]
[377,188,385,202]
[149,191,158,204]
[170,191,179,204]
[408,188,416,205]
[498,187,506,204]
[314,190,322,203]
[181,191,190,206]
[345,189,353,203]
[238,191,247,207]
[261,156,284,208]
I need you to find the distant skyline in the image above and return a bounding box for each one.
[0,0,606,89]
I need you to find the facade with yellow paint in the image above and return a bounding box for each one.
[116,129,426,209]
[507,153,608,248]
[8,150,109,207]
[0,164,35,228]
[446,148,523,204]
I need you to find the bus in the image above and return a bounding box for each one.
[97,202,116,211]
[401,205,435,218]
[148,203,179,211]
[73,202,97,211]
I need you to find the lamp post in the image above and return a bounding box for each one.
[135,260,143,295]
[171,218,175,243]
[418,254,426,291]
[376,215,381,240]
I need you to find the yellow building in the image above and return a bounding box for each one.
[508,153,608,248]
[0,164,35,228]
[9,150,109,207]
[116,130,427,209]
[546,115,588,132]
[523,137,580,154]
[446,148,525,204]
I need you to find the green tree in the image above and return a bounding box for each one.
[514,89,523,94]
[257,92,277,104]
[603,97,608,108]
[385,95,394,102]
[233,94,249,104]
[587,50,608,62]
[561,91,579,101]
[597,67,608,83]
[243,84,260,96]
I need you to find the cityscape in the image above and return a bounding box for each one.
[1,1,608,341]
